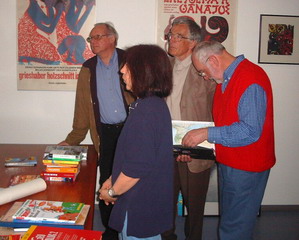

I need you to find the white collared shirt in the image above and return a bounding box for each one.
[166,55,192,120]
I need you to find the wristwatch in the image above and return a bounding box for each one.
[107,187,119,198]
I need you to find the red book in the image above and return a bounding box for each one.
[41,170,79,182]
[41,172,77,178]
[21,225,102,239]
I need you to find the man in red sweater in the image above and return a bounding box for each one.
[180,40,276,240]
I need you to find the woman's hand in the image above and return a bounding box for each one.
[99,187,117,205]
[98,177,116,205]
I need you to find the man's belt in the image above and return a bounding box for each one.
[100,122,125,129]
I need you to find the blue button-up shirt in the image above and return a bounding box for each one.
[96,50,127,124]
[208,55,267,147]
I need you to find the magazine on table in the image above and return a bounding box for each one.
[12,199,85,224]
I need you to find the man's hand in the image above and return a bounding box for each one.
[176,154,192,162]
[57,141,70,146]
[182,128,208,147]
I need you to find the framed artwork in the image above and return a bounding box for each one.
[258,14,299,65]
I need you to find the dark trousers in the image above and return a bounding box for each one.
[98,122,123,240]
[162,161,211,240]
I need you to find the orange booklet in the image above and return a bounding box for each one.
[45,164,80,173]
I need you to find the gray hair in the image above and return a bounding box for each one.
[172,17,202,43]
[193,40,225,63]
[94,22,119,46]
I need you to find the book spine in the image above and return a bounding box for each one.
[12,218,75,224]
[0,220,84,229]
[42,176,76,182]
[45,167,79,173]
[5,163,37,167]
[43,160,79,165]
[48,153,81,160]
[41,172,77,178]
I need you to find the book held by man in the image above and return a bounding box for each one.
[12,199,85,224]
[172,120,215,160]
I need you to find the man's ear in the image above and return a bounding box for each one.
[207,55,219,68]
[109,35,116,44]
[190,40,198,51]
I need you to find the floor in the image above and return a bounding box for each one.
[93,206,299,240]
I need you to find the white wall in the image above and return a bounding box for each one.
[0,0,298,205]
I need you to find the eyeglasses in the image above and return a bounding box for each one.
[196,57,211,78]
[86,34,112,43]
[197,71,207,78]
[166,32,192,42]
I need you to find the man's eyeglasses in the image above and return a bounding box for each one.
[86,34,112,43]
[166,32,192,42]
[197,57,211,78]
[197,71,207,78]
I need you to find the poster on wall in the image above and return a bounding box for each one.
[156,0,237,54]
[17,0,96,91]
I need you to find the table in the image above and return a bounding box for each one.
[0,144,98,231]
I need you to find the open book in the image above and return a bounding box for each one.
[172,120,215,160]
[12,199,85,224]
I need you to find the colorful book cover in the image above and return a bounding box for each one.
[12,200,85,224]
[0,202,90,230]
[9,175,40,186]
[4,156,37,167]
[21,225,102,240]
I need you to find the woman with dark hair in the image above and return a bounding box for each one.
[99,44,174,240]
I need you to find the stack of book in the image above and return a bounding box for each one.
[41,146,88,182]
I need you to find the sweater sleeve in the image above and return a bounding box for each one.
[208,84,267,147]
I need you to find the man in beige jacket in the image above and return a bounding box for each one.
[162,17,216,240]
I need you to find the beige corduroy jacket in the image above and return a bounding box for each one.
[170,57,216,173]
